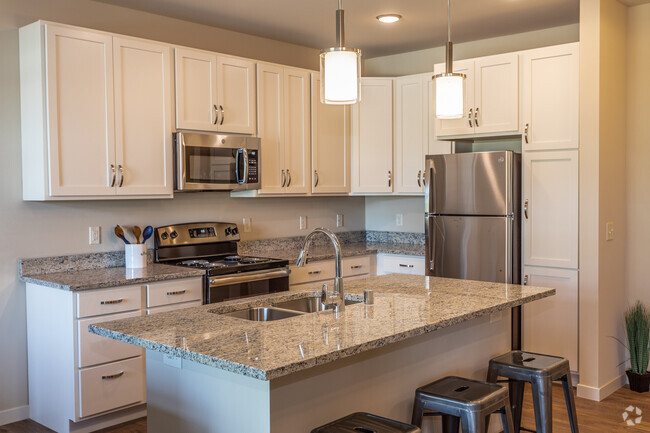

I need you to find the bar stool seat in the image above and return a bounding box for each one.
[411,376,514,433]
[311,412,421,433]
[487,351,579,433]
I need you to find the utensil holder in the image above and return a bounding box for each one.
[125,244,147,269]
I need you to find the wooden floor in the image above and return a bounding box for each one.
[2,385,650,432]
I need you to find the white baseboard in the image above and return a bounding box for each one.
[577,373,626,401]
[0,405,29,426]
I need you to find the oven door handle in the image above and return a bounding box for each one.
[209,268,291,286]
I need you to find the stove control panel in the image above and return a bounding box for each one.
[155,222,240,247]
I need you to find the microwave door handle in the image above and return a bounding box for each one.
[235,149,245,185]
[242,149,249,184]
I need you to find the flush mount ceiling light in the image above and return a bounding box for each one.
[320,0,362,105]
[377,14,402,23]
[433,0,466,119]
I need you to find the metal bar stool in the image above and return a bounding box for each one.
[311,412,421,433]
[486,351,579,433]
[411,376,514,433]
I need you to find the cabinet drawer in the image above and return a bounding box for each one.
[78,357,145,418]
[342,256,371,277]
[147,300,202,315]
[146,278,203,308]
[289,261,336,285]
[379,255,425,275]
[77,285,143,318]
[78,311,143,368]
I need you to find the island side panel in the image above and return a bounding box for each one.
[145,350,271,433]
[269,313,510,433]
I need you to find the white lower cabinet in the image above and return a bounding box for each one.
[376,254,425,276]
[522,266,578,371]
[78,310,143,368]
[289,256,372,289]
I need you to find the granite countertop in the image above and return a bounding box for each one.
[20,264,205,291]
[90,274,555,381]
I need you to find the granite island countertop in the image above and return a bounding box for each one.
[90,274,554,381]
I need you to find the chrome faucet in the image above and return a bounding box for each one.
[296,228,345,314]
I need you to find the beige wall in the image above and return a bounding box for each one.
[363,24,579,77]
[626,5,650,306]
[0,0,363,418]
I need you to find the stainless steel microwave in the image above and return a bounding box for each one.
[174,132,260,191]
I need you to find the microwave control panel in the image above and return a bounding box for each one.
[247,150,258,184]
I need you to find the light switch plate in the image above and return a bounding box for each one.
[89,226,101,245]
[336,214,344,228]
[242,217,252,233]
[606,221,614,241]
[396,214,403,227]
[300,216,307,230]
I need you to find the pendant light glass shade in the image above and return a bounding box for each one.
[320,0,362,105]
[433,0,465,119]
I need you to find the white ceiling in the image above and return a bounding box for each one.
[95,0,580,58]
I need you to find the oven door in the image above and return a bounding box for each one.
[175,132,260,191]
[206,268,291,304]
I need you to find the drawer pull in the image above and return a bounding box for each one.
[166,290,187,296]
[350,265,363,269]
[399,264,414,268]
[100,298,124,305]
[308,270,322,275]
[101,371,125,380]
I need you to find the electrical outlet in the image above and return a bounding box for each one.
[242,217,252,233]
[336,214,344,228]
[299,216,307,230]
[89,226,101,245]
[396,214,403,227]
[606,221,614,241]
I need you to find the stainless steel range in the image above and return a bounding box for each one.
[154,222,290,304]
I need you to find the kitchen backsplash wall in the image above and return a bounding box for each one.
[364,196,425,233]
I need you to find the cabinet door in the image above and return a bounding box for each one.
[174,47,218,131]
[113,38,173,196]
[427,78,453,155]
[474,53,519,135]
[351,78,393,194]
[311,74,350,194]
[45,25,116,196]
[394,75,427,194]
[216,56,256,134]
[523,267,578,370]
[522,44,578,151]
[523,150,578,268]
[283,68,311,194]
[256,63,285,193]
[435,60,475,137]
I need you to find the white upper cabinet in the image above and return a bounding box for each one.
[522,150,578,269]
[351,78,393,194]
[311,74,350,194]
[435,53,519,138]
[113,38,173,196]
[283,68,310,194]
[175,48,255,134]
[20,22,173,200]
[257,64,285,193]
[394,75,428,194]
[522,43,579,151]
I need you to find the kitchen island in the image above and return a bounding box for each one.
[90,274,554,433]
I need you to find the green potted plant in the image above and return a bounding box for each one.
[625,302,650,393]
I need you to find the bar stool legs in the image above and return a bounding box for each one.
[561,374,579,433]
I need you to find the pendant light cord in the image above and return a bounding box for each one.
[447,0,451,44]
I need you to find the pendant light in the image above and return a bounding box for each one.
[433,0,465,119]
[320,0,362,105]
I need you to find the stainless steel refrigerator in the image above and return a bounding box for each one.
[424,151,521,285]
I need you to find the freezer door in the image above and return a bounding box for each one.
[425,151,517,216]
[425,215,513,283]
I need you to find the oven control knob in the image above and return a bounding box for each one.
[170,231,178,239]
[225,227,232,236]
[161,232,169,240]
[232,227,239,235]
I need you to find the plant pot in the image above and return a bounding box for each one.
[626,370,650,393]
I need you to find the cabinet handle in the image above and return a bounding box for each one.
[314,170,319,187]
[468,108,473,127]
[118,165,124,187]
[399,264,414,268]
[166,290,187,296]
[350,265,363,269]
[308,270,322,275]
[388,170,392,187]
[213,104,219,125]
[102,371,125,380]
[524,199,529,219]
[109,164,116,187]
[523,274,529,285]
[474,107,479,127]
[219,105,224,125]
[281,170,286,187]
[417,170,422,187]
[100,298,123,305]
[287,169,292,187]
[524,123,529,143]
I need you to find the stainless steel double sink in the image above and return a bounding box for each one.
[217,296,360,322]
